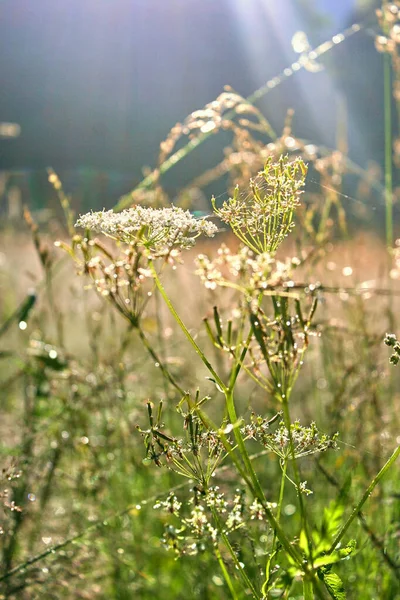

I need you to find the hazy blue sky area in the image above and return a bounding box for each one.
[320,0,355,28]
[0,0,381,207]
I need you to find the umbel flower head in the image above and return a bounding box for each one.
[242,416,338,462]
[195,243,297,293]
[75,205,218,255]
[212,155,308,254]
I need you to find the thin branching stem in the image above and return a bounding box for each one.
[328,444,400,554]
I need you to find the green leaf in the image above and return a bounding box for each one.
[314,554,340,569]
[262,549,278,595]
[299,528,310,556]
[314,475,352,554]
[314,540,356,569]
[205,377,225,393]
[318,567,346,600]
[338,539,356,559]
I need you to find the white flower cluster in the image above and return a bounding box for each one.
[205,486,228,512]
[195,244,295,293]
[242,416,338,462]
[153,493,182,516]
[75,205,218,254]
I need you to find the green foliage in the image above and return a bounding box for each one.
[318,567,346,600]
[2,6,400,598]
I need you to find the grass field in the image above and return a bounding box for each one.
[1,6,400,599]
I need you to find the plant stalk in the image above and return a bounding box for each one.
[328,444,400,553]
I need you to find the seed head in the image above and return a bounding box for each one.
[212,155,307,254]
[384,333,397,347]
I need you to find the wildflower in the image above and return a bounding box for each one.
[138,402,228,483]
[153,493,182,516]
[207,524,218,544]
[80,243,155,323]
[225,490,245,531]
[212,156,307,254]
[299,481,313,496]
[384,333,397,347]
[75,205,218,255]
[384,333,400,365]
[195,243,295,296]
[205,486,228,513]
[183,505,208,536]
[249,498,264,521]
[242,418,338,461]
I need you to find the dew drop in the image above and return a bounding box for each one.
[332,34,344,44]
[283,504,296,516]
[342,266,353,277]
[200,121,216,134]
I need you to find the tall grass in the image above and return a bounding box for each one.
[1,5,400,599]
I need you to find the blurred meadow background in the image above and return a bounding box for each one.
[1,1,400,599]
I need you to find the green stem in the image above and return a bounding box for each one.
[150,262,226,392]
[151,263,301,566]
[303,576,314,600]
[384,50,393,249]
[317,192,333,243]
[214,546,239,600]
[224,388,264,500]
[281,395,312,558]
[224,388,302,566]
[276,460,287,524]
[211,507,261,599]
[328,444,400,553]
[262,460,288,595]
[136,323,185,396]
[154,286,170,399]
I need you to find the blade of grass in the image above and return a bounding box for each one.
[384,50,393,248]
[113,22,364,212]
[328,444,400,554]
